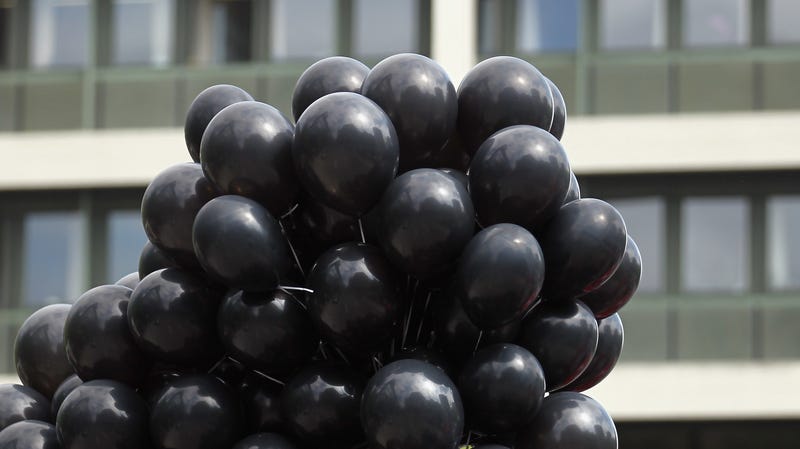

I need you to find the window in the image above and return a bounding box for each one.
[767,196,800,291]
[681,197,750,292]
[30,0,90,68]
[683,0,750,48]
[270,0,335,60]
[112,0,175,66]
[478,0,504,55]
[600,0,665,50]
[191,0,252,65]
[0,4,10,68]
[608,197,666,293]
[516,0,580,53]
[767,0,800,45]
[353,0,418,58]
[107,210,148,283]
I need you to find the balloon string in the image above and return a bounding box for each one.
[252,369,286,386]
[206,355,229,374]
[545,79,556,132]
[279,286,314,294]
[333,346,351,365]
[400,294,415,349]
[472,330,484,355]
[318,341,329,360]
[414,291,432,344]
[278,221,306,278]
[465,431,473,446]
[278,287,309,311]
[388,337,396,359]
[358,218,366,244]
[280,203,299,220]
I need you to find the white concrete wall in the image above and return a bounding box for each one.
[431,0,478,87]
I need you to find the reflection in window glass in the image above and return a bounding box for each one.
[0,5,10,68]
[22,212,85,307]
[768,0,800,44]
[600,0,665,50]
[30,0,89,68]
[108,210,148,283]
[516,0,580,53]
[479,0,504,55]
[607,197,666,293]
[767,196,800,290]
[353,0,418,57]
[681,198,750,292]
[211,0,251,64]
[271,0,335,60]
[684,0,750,47]
[112,0,175,66]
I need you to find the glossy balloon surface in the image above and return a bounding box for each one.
[63,285,149,386]
[292,56,370,121]
[362,53,458,170]
[453,224,544,329]
[563,171,580,204]
[547,78,566,141]
[457,56,553,154]
[50,375,82,418]
[468,125,571,233]
[115,272,140,289]
[185,84,253,162]
[193,195,291,292]
[458,343,545,434]
[150,375,243,449]
[517,300,598,391]
[218,289,317,376]
[232,432,298,449]
[361,359,463,449]
[562,313,624,393]
[139,240,177,279]
[293,92,399,216]
[239,375,285,433]
[128,268,224,365]
[378,168,475,279]
[0,385,50,431]
[580,235,641,319]
[56,380,150,449]
[515,392,617,449]
[141,163,219,267]
[0,420,59,449]
[540,199,627,301]
[307,243,403,354]
[13,304,73,399]
[201,101,298,216]
[438,168,468,187]
[390,347,453,378]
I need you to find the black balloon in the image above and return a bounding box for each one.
[563,171,580,204]
[547,78,567,141]
[457,56,553,154]
[141,163,219,267]
[390,347,453,377]
[150,375,244,449]
[378,168,475,279]
[233,433,298,449]
[63,285,149,386]
[453,224,544,329]
[517,300,598,391]
[56,380,150,449]
[293,92,399,216]
[192,195,291,291]
[128,267,224,365]
[306,243,403,354]
[361,359,463,449]
[292,56,370,122]
[579,235,641,319]
[438,167,468,187]
[0,385,50,431]
[50,375,82,418]
[115,272,139,289]
[201,101,298,217]
[468,125,571,233]
[362,53,458,170]
[515,392,617,449]
[138,240,177,279]
[562,313,624,393]
[282,364,364,447]
[540,199,627,301]
[218,289,317,376]
[185,84,253,162]
[458,343,545,434]
[0,420,59,449]
[13,304,73,399]
[239,375,285,433]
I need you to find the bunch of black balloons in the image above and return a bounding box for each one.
[1,53,641,449]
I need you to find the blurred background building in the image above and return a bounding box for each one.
[1,0,800,447]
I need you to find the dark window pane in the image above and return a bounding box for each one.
[112,0,175,66]
[607,197,666,293]
[681,197,750,292]
[516,0,580,53]
[479,0,504,55]
[30,0,89,68]
[211,0,251,63]
[600,0,665,50]
[107,210,148,283]
[684,0,750,48]
[0,4,10,68]
[768,0,800,44]
[271,0,335,60]
[353,0,418,57]
[767,196,800,291]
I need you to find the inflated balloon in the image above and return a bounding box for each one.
[0,420,59,449]
[139,240,177,279]
[56,380,150,449]
[439,167,468,187]
[115,272,139,289]
[282,364,364,447]
[563,171,580,204]
[141,163,219,267]
[579,235,642,319]
[468,125,571,233]
[233,433,298,449]
[293,92,399,216]
[457,56,553,154]
[562,313,624,392]
[218,289,317,376]
[150,374,244,449]
[128,267,224,365]
[378,168,475,279]
[453,224,545,329]
[361,53,458,170]
[50,375,82,418]
[0,385,50,430]
[539,199,627,301]
[306,243,403,354]
[515,392,617,449]
[390,347,453,377]
[13,304,73,399]
[547,78,567,141]
[292,56,370,122]
[63,285,149,386]
[201,101,298,217]
[517,300,598,391]
[362,359,463,449]
[458,343,545,434]
[239,375,285,433]
[192,195,291,292]
[185,84,254,162]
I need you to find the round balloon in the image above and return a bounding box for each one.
[293,92,399,216]
[0,420,59,449]
[115,272,140,289]
[239,375,285,433]
[515,392,617,449]
[547,78,567,141]
[579,235,641,319]
[13,304,73,399]
[292,56,370,121]
[232,433,298,449]
[0,385,50,431]
[563,171,580,204]
[139,240,177,279]
[562,313,624,393]
[390,347,453,378]
[185,84,253,162]
[50,375,82,418]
